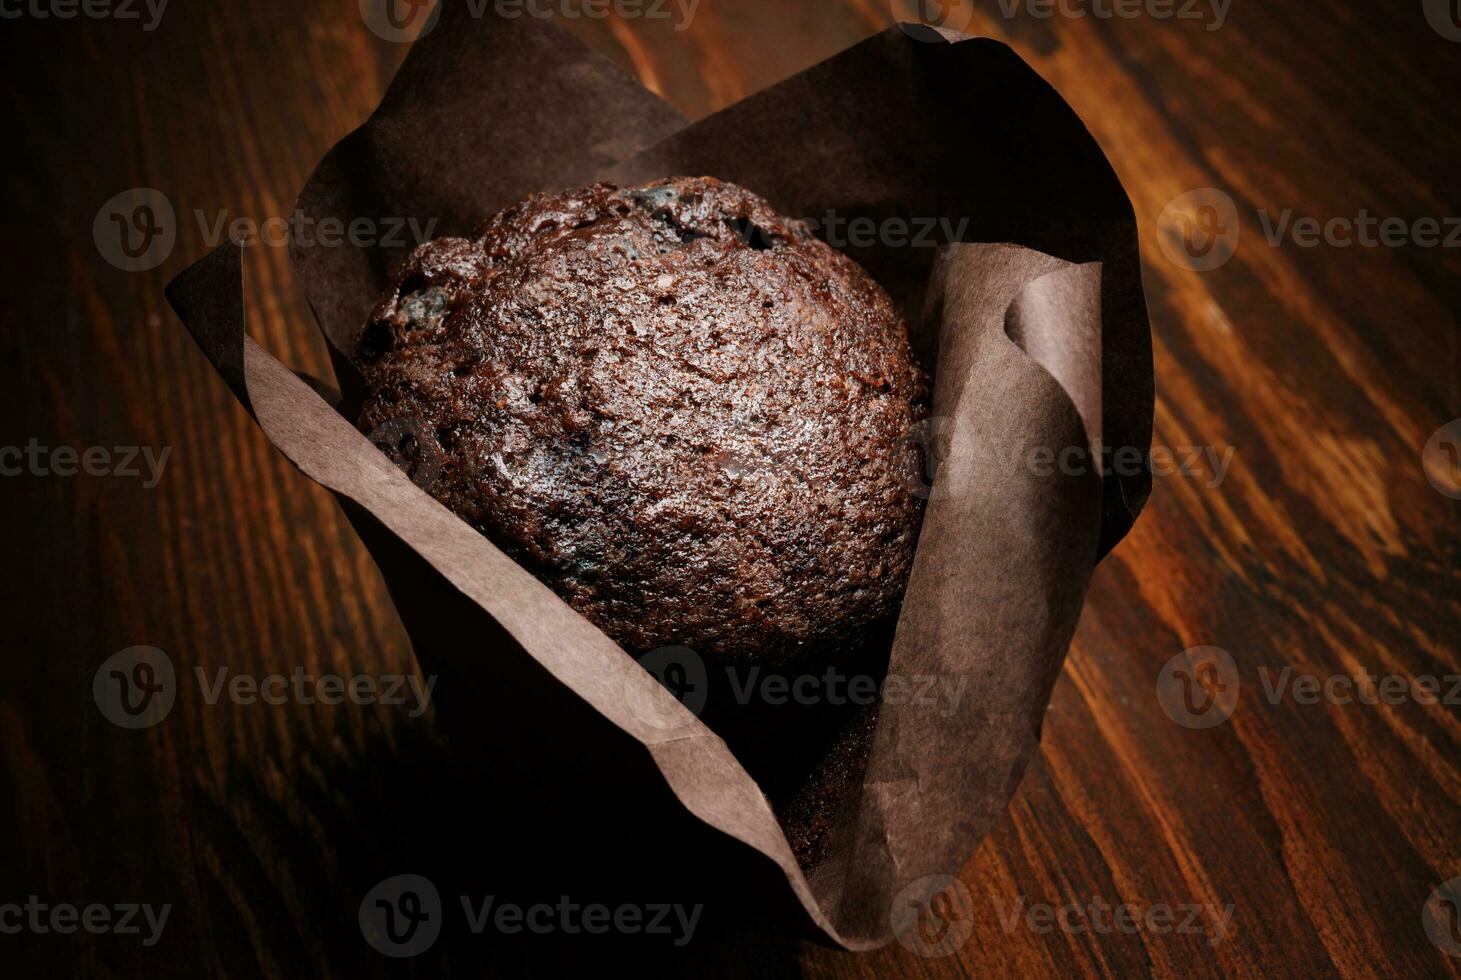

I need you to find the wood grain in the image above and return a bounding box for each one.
[1,0,1457,976]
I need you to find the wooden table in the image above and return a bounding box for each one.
[4,0,1458,975]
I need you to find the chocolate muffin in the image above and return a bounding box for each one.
[358,177,928,668]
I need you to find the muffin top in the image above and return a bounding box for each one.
[358,177,928,667]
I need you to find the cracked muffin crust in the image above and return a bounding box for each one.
[358,177,928,668]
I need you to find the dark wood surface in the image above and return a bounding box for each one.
[3,0,1458,976]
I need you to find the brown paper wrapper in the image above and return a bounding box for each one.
[167,9,1152,951]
